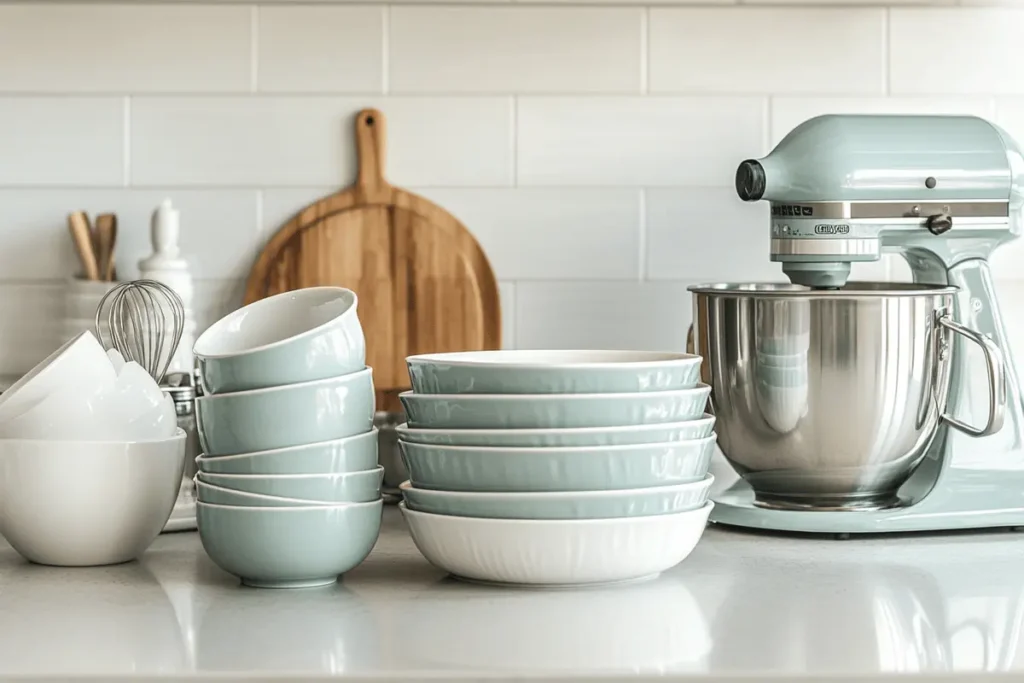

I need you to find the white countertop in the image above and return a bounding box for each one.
[1,506,1024,682]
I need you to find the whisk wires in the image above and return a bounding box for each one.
[95,279,185,384]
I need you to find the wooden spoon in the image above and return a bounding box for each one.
[95,214,117,282]
[68,211,100,281]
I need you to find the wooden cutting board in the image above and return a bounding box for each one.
[244,108,501,412]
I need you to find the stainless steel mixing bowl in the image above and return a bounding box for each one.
[689,283,1005,510]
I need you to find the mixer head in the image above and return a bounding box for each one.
[735,114,1024,289]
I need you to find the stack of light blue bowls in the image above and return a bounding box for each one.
[191,287,383,589]
[396,350,718,586]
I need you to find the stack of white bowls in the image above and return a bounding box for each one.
[192,287,383,589]
[0,331,184,567]
[397,350,716,587]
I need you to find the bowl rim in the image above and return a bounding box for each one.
[194,427,378,461]
[196,498,384,512]
[394,416,715,438]
[399,500,714,526]
[406,349,701,369]
[194,478,379,506]
[194,286,358,360]
[0,331,105,412]
[398,384,711,402]
[399,473,714,501]
[0,427,186,447]
[195,366,372,402]
[399,434,717,454]
[688,281,959,298]
[198,465,384,482]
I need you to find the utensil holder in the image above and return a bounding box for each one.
[60,277,117,347]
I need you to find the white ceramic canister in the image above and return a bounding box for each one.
[139,199,197,377]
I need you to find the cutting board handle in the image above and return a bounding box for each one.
[355,108,388,199]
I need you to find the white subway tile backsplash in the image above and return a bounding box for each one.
[258,6,384,93]
[389,7,642,94]
[413,188,641,280]
[0,98,123,186]
[646,188,779,282]
[131,96,513,187]
[649,8,885,95]
[260,188,336,240]
[193,279,247,334]
[0,189,258,281]
[516,281,692,351]
[0,284,63,375]
[0,5,250,93]
[499,282,516,350]
[771,97,996,145]
[517,97,764,187]
[890,9,1024,95]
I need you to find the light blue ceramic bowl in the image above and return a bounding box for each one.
[195,430,379,475]
[400,475,713,519]
[197,499,382,589]
[400,385,710,430]
[196,368,375,456]
[395,415,715,448]
[194,287,365,395]
[197,467,383,503]
[399,436,716,492]
[406,350,702,395]
[196,479,336,507]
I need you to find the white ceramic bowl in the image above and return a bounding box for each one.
[401,501,713,586]
[0,430,187,566]
[0,359,177,442]
[194,286,366,395]
[0,331,113,424]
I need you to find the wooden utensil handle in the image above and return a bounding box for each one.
[68,211,100,281]
[355,108,387,199]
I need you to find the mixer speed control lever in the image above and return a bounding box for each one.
[926,213,953,235]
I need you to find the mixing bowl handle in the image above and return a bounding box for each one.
[938,316,1006,438]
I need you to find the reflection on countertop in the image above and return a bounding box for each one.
[0,507,1023,680]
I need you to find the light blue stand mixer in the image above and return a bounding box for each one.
[689,114,1024,535]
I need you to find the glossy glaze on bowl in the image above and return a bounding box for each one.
[401,502,712,586]
[195,479,335,507]
[400,475,713,519]
[0,431,187,566]
[197,500,383,588]
[0,331,113,423]
[195,430,379,475]
[399,437,715,492]
[195,287,365,395]
[395,416,715,448]
[407,350,702,395]
[400,385,711,430]
[196,368,375,456]
[199,467,383,503]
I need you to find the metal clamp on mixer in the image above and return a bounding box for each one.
[689,114,1024,535]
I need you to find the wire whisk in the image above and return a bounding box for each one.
[95,279,185,384]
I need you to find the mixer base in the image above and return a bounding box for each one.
[753,493,900,513]
[711,473,1024,536]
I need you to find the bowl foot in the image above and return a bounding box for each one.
[450,572,662,590]
[242,576,338,589]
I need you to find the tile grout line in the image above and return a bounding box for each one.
[637,188,647,282]
[640,7,649,94]
[510,97,518,186]
[122,97,131,187]
[881,7,890,96]
[250,5,259,93]
[382,5,390,94]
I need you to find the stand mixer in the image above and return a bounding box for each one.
[689,114,1024,535]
